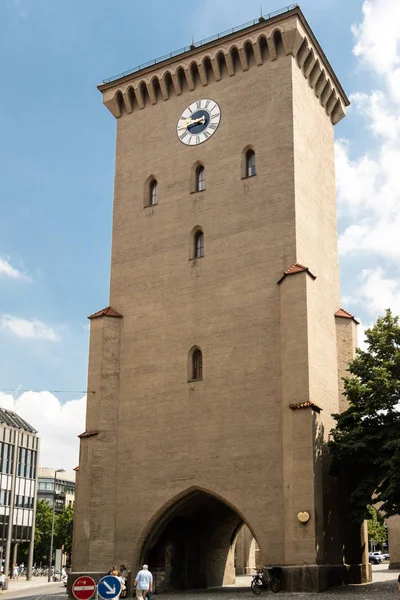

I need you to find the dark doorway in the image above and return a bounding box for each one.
[141,490,251,592]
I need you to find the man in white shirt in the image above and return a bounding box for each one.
[133,564,153,599]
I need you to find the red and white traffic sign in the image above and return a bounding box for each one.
[72,576,96,600]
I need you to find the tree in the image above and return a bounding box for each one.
[329,309,400,521]
[34,499,53,563]
[366,505,387,548]
[55,504,74,558]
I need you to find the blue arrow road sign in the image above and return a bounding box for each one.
[98,576,122,600]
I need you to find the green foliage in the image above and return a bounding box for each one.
[33,501,74,563]
[55,504,74,557]
[329,309,400,521]
[34,499,53,562]
[367,506,387,547]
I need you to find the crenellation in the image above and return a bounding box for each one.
[99,8,349,123]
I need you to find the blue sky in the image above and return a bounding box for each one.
[1,0,399,469]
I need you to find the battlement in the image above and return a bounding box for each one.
[98,5,349,124]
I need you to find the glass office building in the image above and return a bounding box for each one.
[0,408,39,578]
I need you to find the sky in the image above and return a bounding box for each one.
[0,0,399,470]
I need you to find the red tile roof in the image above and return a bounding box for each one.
[335,308,360,324]
[289,401,321,413]
[87,306,123,320]
[277,263,316,284]
[78,429,100,439]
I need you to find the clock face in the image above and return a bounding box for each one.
[177,99,221,146]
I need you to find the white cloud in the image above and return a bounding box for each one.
[0,392,86,471]
[0,315,60,341]
[0,257,30,280]
[357,267,400,318]
[337,0,400,275]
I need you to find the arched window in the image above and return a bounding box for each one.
[192,349,203,380]
[150,180,158,205]
[194,231,204,258]
[196,166,205,192]
[246,150,256,177]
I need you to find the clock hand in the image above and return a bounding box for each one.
[184,116,206,128]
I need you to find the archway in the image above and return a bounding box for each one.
[139,490,257,592]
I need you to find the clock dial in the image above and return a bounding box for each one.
[177,99,221,145]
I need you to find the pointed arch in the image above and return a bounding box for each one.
[257,34,269,62]
[243,40,256,68]
[144,174,158,208]
[202,56,214,84]
[150,76,162,103]
[272,28,284,57]
[189,61,201,87]
[138,80,150,108]
[190,160,205,193]
[216,51,228,78]
[135,485,259,570]
[176,66,188,93]
[115,90,125,116]
[241,145,256,178]
[162,71,174,98]
[189,225,204,260]
[126,86,137,112]
[229,45,241,74]
[188,345,203,381]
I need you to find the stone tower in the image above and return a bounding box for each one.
[72,6,369,592]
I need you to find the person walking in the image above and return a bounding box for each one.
[12,564,18,580]
[133,564,152,600]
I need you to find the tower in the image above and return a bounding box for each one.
[72,6,370,592]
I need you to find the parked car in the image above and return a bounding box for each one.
[372,552,385,562]
[369,553,381,564]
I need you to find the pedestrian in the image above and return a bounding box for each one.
[119,565,128,599]
[133,564,152,600]
[0,572,5,594]
[12,564,18,580]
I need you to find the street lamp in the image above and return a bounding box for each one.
[48,468,65,582]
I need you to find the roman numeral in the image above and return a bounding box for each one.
[211,112,220,119]
[209,123,217,130]
[196,100,201,109]
[196,136,200,144]
[205,100,210,109]
[203,131,210,139]
[180,131,188,140]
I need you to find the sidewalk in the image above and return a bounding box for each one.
[4,576,62,592]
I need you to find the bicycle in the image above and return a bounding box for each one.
[251,567,282,594]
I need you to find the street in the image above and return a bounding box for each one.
[3,565,399,600]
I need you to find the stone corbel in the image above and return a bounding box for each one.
[123,88,134,114]
[147,80,157,105]
[210,57,222,81]
[104,94,121,118]
[198,62,208,86]
[134,86,145,109]
[297,43,310,69]
[252,42,263,66]
[184,67,195,91]
[267,36,277,60]
[171,72,182,95]
[315,71,327,98]
[159,77,170,100]
[225,52,235,76]
[238,47,249,71]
